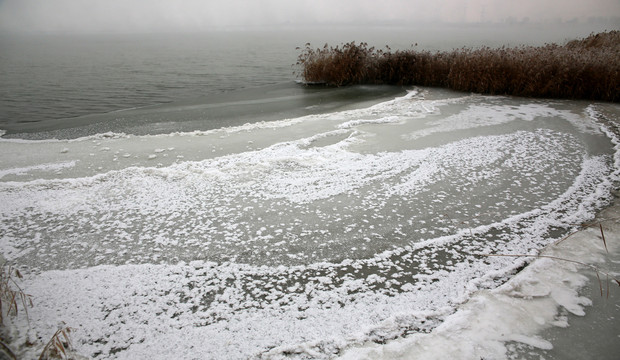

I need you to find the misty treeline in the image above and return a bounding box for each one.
[296,31,619,102]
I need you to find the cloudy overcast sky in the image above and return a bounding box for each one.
[0,0,618,33]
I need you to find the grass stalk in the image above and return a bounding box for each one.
[481,253,620,296]
[1,265,77,359]
[38,326,74,360]
[479,218,620,298]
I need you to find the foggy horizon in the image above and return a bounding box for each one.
[0,0,618,34]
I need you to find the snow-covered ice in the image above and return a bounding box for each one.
[1,89,619,359]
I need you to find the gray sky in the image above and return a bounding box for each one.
[0,0,618,33]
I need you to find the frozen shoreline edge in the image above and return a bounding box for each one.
[338,195,620,360]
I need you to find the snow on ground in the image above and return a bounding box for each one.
[339,201,620,360]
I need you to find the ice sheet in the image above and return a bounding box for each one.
[1,88,618,359]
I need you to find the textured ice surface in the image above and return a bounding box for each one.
[1,89,618,359]
[340,202,620,360]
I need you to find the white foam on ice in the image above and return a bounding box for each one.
[403,102,603,140]
[1,89,618,359]
[0,161,77,180]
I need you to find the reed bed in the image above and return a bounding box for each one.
[296,31,620,102]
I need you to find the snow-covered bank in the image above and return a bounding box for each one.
[339,199,620,360]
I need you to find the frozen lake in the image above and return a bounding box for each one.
[1,86,619,359]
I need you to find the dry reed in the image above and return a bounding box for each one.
[38,326,74,360]
[296,31,620,102]
[0,265,33,360]
[0,265,75,359]
[0,266,32,325]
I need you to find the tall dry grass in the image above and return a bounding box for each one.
[0,265,32,360]
[0,265,75,360]
[296,31,620,102]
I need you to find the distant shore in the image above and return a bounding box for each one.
[297,31,620,102]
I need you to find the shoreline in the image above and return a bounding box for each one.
[339,97,620,360]
[339,191,620,360]
[521,196,620,359]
